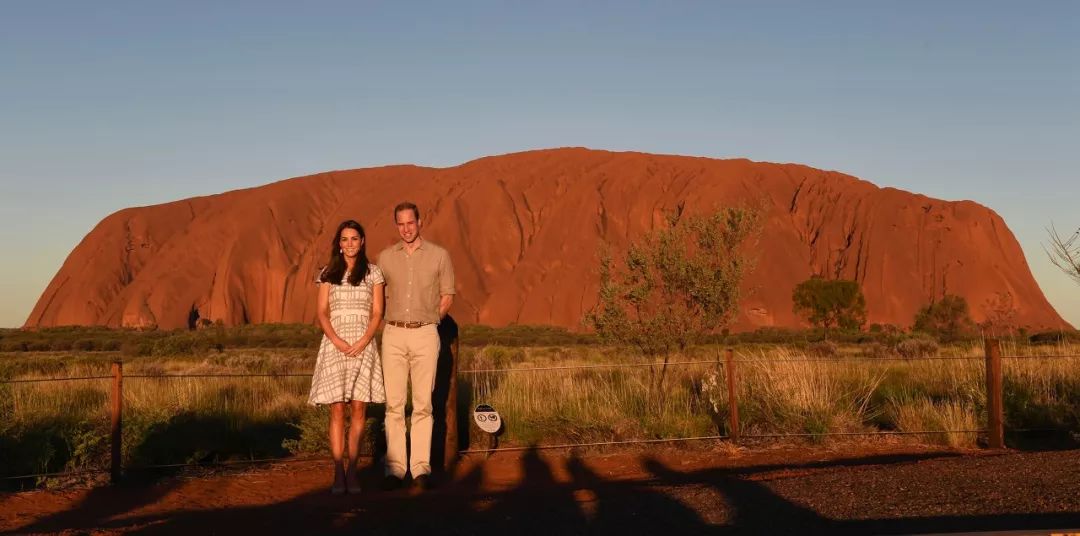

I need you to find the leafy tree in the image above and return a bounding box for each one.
[913,294,977,342]
[1044,223,1080,285]
[587,205,760,393]
[791,277,867,341]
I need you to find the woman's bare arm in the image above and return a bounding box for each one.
[317,282,351,353]
[347,282,384,357]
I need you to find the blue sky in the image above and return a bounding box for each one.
[1,1,1077,328]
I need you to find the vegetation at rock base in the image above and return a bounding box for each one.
[792,277,868,341]
[913,295,979,343]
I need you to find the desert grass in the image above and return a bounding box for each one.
[2,342,1079,487]
[0,350,325,486]
[459,342,1080,450]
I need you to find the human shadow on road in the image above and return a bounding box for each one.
[565,451,710,532]
[430,314,462,478]
[12,448,1078,535]
[12,447,616,534]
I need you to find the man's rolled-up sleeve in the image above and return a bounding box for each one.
[440,250,456,296]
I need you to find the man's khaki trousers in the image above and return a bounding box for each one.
[381,323,440,478]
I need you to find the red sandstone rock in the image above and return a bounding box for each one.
[25,148,1071,331]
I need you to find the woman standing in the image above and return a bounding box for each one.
[309,220,385,494]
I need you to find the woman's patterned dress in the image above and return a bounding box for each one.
[308,264,386,405]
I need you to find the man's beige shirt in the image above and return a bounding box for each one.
[377,239,455,324]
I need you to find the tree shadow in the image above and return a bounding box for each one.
[566,451,710,532]
[720,450,966,476]
[10,479,181,534]
[1005,428,1080,452]
[641,451,1080,535]
[128,412,297,469]
[643,455,832,534]
[9,448,1080,535]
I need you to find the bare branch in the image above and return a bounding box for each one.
[1044,223,1080,286]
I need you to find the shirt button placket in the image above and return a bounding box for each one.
[407,255,413,319]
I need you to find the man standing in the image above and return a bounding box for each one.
[377,201,455,491]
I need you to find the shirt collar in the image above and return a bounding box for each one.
[394,238,425,251]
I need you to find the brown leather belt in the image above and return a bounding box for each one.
[386,320,430,329]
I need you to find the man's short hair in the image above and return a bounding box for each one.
[393,201,420,222]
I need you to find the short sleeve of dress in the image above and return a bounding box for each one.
[369,264,385,286]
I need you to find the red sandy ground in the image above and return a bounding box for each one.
[2,445,1078,535]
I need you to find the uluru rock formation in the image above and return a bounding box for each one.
[26,148,1071,331]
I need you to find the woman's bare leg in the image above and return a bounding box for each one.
[346,400,368,488]
[330,402,347,489]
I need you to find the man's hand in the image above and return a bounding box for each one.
[438,294,454,319]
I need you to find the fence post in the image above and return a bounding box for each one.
[444,337,459,469]
[110,361,123,484]
[725,348,739,441]
[984,339,1004,449]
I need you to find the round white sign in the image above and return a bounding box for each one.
[473,404,502,434]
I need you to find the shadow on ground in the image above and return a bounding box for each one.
[13,447,1080,535]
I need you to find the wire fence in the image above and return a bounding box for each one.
[0,456,334,482]
[457,429,994,455]
[2,342,1078,483]
[4,354,1080,384]
[1,375,113,384]
[123,373,315,379]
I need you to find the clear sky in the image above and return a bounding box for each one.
[1,1,1077,328]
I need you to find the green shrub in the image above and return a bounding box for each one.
[913,295,978,342]
[1029,330,1080,345]
[26,341,51,352]
[120,340,151,357]
[73,339,97,352]
[808,340,838,357]
[282,406,382,457]
[51,340,74,351]
[865,342,897,359]
[0,340,28,352]
[282,407,330,455]
[151,336,204,356]
[896,337,939,359]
